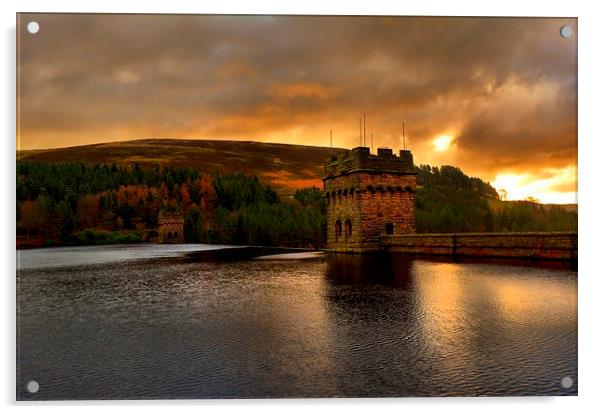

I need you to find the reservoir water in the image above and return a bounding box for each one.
[16,244,577,399]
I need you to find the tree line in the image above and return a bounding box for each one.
[415,164,577,233]
[16,161,576,248]
[16,162,325,248]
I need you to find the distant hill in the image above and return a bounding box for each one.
[18,139,343,195]
[17,140,577,246]
[17,139,578,214]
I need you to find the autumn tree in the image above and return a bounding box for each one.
[76,194,101,229]
[180,182,191,209]
[198,175,216,211]
[19,200,38,239]
[34,189,54,240]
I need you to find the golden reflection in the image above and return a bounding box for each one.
[489,275,576,325]
[413,261,465,340]
[414,260,577,342]
[411,259,577,385]
[412,261,479,379]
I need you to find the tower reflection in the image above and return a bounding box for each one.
[325,253,414,289]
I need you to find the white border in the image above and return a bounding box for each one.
[3,1,602,413]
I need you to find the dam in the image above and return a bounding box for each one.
[323,147,577,260]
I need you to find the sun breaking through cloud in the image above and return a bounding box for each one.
[432,135,454,152]
[17,14,577,204]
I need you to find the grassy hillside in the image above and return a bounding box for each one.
[16,144,577,248]
[18,138,577,213]
[18,139,343,195]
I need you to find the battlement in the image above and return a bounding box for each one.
[323,147,417,252]
[324,147,415,179]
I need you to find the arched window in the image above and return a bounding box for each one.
[344,219,352,239]
[335,220,342,241]
[385,222,394,235]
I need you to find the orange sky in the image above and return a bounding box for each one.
[17,14,577,204]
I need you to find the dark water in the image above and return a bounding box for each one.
[16,245,577,399]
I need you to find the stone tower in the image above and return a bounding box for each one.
[158,211,184,243]
[323,147,416,252]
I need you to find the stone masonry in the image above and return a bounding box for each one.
[323,147,417,252]
[158,211,184,243]
[322,147,577,260]
[381,232,578,260]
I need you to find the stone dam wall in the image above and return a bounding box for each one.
[378,232,577,260]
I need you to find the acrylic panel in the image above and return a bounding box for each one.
[16,13,577,400]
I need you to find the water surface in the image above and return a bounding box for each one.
[17,244,577,399]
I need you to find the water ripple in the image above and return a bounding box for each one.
[17,247,577,399]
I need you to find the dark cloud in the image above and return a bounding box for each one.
[18,14,577,186]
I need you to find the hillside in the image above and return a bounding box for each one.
[414,165,577,233]
[18,139,343,195]
[17,139,577,213]
[17,144,577,248]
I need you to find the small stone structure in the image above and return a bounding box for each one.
[323,146,417,252]
[158,211,184,243]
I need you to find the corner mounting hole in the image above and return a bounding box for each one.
[560,25,573,38]
[27,21,40,34]
[27,380,39,393]
[560,376,573,389]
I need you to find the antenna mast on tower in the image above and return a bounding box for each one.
[402,122,406,150]
[363,113,367,147]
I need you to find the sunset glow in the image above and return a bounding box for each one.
[16,14,577,205]
[432,135,454,152]
[492,166,577,204]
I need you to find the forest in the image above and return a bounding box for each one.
[415,165,577,233]
[16,162,325,248]
[16,161,577,248]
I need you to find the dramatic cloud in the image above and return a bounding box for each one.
[17,14,577,202]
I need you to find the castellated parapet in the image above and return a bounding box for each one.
[323,146,417,252]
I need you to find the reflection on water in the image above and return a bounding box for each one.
[17,246,577,399]
[325,253,413,288]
